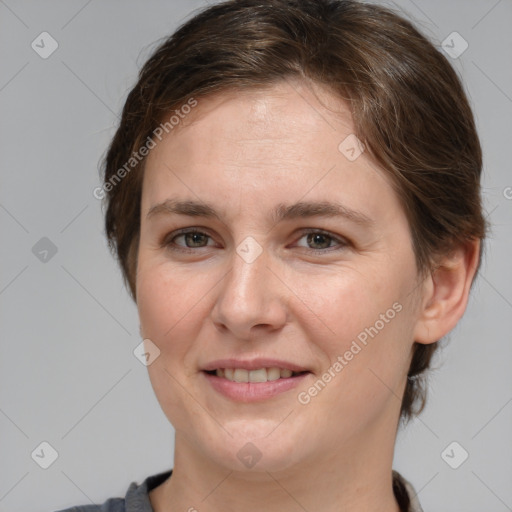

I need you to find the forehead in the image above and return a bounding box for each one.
[141,80,401,227]
[156,81,355,163]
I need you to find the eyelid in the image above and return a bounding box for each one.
[161,227,217,250]
[294,228,349,252]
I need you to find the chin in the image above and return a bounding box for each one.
[202,424,310,474]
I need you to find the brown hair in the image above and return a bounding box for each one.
[101,0,486,424]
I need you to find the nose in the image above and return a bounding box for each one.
[210,243,288,340]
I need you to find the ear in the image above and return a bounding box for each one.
[413,239,481,344]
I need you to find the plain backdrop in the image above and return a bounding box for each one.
[1,1,511,511]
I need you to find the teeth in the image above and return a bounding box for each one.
[267,367,281,381]
[213,367,301,382]
[234,368,248,382]
[249,368,267,383]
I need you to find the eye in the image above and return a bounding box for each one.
[161,228,349,255]
[162,228,216,252]
[294,229,349,254]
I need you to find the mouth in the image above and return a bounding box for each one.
[201,360,312,402]
[204,367,309,382]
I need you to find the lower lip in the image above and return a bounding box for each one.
[202,371,311,402]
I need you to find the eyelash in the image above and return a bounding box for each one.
[161,227,349,255]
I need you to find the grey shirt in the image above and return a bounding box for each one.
[55,469,424,512]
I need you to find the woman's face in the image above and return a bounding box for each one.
[136,80,424,472]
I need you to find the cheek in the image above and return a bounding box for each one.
[297,265,414,406]
[299,266,401,350]
[136,262,208,428]
[136,260,208,411]
[137,259,206,341]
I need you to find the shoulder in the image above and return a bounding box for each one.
[54,497,126,512]
[53,469,173,512]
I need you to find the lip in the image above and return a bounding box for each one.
[201,358,309,373]
[202,370,311,402]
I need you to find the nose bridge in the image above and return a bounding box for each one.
[211,237,287,337]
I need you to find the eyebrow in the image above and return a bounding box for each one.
[146,198,374,226]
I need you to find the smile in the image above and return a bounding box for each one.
[208,367,307,382]
[202,368,311,402]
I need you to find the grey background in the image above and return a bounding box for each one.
[0,1,511,511]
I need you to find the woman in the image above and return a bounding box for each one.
[58,0,486,510]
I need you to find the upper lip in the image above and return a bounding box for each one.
[202,358,310,373]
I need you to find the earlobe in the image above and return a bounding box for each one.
[413,239,481,345]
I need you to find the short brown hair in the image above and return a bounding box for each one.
[101,0,486,423]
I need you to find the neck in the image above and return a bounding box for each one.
[150,408,403,512]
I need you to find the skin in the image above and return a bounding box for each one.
[135,79,480,512]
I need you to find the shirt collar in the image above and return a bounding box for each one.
[125,469,172,512]
[125,469,424,512]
